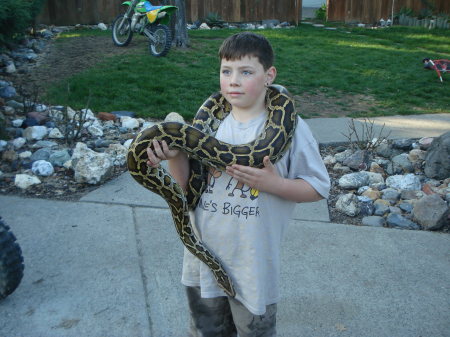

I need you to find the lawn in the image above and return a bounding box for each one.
[43,24,450,120]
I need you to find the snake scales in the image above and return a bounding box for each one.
[127,85,296,297]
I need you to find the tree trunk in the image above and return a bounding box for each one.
[162,0,189,48]
[173,0,189,48]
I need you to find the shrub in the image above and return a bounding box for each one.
[315,4,327,21]
[0,0,47,45]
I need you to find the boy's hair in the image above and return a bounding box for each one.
[218,32,274,70]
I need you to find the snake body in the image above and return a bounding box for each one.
[127,85,296,297]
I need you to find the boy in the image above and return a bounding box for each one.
[147,32,330,336]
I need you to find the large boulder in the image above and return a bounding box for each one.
[412,194,449,230]
[71,142,113,185]
[424,131,450,179]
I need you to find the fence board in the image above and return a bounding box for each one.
[37,0,302,26]
[327,0,450,23]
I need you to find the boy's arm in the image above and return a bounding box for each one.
[147,140,190,190]
[225,156,323,203]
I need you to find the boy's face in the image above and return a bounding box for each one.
[220,56,276,114]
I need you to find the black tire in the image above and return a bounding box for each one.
[148,24,172,57]
[112,14,133,47]
[0,217,24,300]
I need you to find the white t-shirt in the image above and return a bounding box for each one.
[181,113,330,315]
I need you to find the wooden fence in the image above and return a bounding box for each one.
[37,0,450,26]
[37,0,302,26]
[327,0,450,23]
[186,0,301,23]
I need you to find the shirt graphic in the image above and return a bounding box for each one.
[198,167,260,220]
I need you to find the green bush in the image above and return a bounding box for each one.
[315,4,327,21]
[0,0,47,45]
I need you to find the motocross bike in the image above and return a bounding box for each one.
[0,217,24,300]
[112,0,177,57]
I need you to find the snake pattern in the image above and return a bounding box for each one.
[127,85,296,297]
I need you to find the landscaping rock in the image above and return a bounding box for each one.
[342,150,369,170]
[71,142,113,184]
[32,160,54,176]
[392,153,413,173]
[48,150,71,167]
[14,173,41,189]
[386,174,421,191]
[362,216,385,227]
[386,214,420,230]
[23,125,48,141]
[412,194,449,230]
[424,131,450,180]
[381,188,400,204]
[336,193,360,216]
[30,148,52,162]
[338,172,369,189]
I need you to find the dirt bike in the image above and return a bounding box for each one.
[112,0,177,57]
[0,217,24,300]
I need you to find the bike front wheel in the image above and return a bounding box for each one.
[112,15,133,47]
[0,218,24,300]
[148,24,172,57]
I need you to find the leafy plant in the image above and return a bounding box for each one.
[0,0,47,44]
[315,4,327,21]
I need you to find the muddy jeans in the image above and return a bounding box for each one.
[186,286,277,337]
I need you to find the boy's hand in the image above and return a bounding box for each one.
[225,156,282,193]
[146,139,180,168]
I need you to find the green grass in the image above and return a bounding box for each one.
[44,25,450,120]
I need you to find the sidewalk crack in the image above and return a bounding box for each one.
[132,207,154,336]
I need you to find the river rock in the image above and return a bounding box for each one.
[374,199,390,216]
[362,216,385,227]
[88,124,104,137]
[14,173,41,189]
[0,85,17,99]
[357,195,374,216]
[339,172,370,189]
[32,160,54,176]
[381,188,400,204]
[49,150,71,167]
[19,151,32,159]
[12,137,26,149]
[362,187,381,200]
[23,125,48,141]
[386,174,421,191]
[392,153,413,173]
[334,149,353,163]
[32,140,58,149]
[424,131,450,180]
[121,116,139,130]
[386,214,420,230]
[401,190,424,200]
[392,138,414,150]
[408,149,426,163]
[2,150,18,162]
[342,150,370,170]
[30,148,52,162]
[48,128,64,139]
[336,193,360,216]
[412,194,449,230]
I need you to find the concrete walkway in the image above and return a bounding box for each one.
[0,114,449,337]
